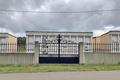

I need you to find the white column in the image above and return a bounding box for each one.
[34,41,39,64]
[79,42,85,64]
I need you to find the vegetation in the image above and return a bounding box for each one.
[17,37,26,45]
[0,64,120,73]
[17,37,26,52]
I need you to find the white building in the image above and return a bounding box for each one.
[26,31,93,53]
[0,33,17,53]
[93,31,120,52]
[26,31,93,43]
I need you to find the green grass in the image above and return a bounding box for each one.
[0,64,120,73]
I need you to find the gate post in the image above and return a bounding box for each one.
[34,41,39,64]
[79,42,85,64]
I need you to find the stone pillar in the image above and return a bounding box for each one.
[34,41,39,64]
[79,42,85,64]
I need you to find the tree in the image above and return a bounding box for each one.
[17,37,26,52]
[17,37,26,45]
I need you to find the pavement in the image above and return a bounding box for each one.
[0,71,120,80]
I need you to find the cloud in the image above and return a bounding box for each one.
[93,25,120,36]
[0,0,120,36]
[0,27,12,33]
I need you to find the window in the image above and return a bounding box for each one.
[0,38,8,43]
[111,34,118,43]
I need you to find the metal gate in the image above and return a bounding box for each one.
[38,34,80,64]
[39,42,79,64]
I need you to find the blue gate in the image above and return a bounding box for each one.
[39,43,79,64]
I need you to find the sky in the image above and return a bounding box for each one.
[0,0,120,37]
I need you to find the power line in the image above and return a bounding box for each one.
[0,9,120,13]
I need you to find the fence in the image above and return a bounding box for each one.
[39,42,79,63]
[0,43,35,53]
[84,52,120,64]
[1,42,120,53]
[84,43,120,53]
[0,42,38,64]
[39,43,79,55]
[83,43,120,64]
[0,53,35,64]
[0,42,120,64]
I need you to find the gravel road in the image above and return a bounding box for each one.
[0,71,120,80]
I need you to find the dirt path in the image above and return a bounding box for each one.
[0,71,120,80]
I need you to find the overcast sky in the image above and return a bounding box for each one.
[0,0,120,36]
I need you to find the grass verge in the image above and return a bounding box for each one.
[0,64,120,73]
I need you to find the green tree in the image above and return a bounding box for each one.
[17,37,26,52]
[17,37,26,45]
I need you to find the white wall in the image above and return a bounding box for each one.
[0,53,35,64]
[85,52,120,64]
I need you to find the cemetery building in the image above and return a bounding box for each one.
[26,31,93,44]
[93,31,120,52]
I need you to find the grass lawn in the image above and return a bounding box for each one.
[0,64,120,73]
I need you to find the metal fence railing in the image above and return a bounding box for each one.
[84,43,120,53]
[0,43,35,53]
[39,43,79,56]
[1,42,120,53]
